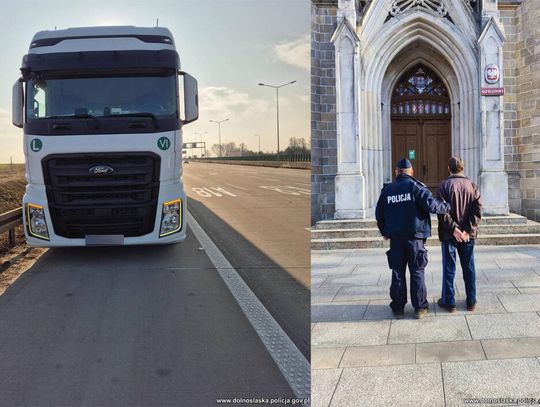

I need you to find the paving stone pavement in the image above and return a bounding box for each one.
[312,245,540,407]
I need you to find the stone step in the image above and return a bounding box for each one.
[311,233,540,250]
[312,337,540,369]
[311,222,540,239]
[313,214,528,230]
[312,228,383,239]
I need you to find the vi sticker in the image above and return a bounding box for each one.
[30,138,42,152]
[157,137,171,150]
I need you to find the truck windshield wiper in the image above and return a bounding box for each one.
[47,113,100,129]
[102,112,160,129]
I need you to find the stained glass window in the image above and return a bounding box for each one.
[391,64,450,116]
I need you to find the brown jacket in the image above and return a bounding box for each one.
[437,174,482,241]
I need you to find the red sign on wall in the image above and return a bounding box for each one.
[481,87,505,96]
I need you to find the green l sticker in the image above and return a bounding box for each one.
[30,138,42,152]
[408,150,415,160]
[157,137,171,150]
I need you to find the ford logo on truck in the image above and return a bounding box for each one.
[89,165,114,175]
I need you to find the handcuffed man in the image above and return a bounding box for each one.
[436,156,482,313]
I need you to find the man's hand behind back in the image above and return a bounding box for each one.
[453,228,470,242]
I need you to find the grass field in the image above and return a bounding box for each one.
[0,164,26,253]
[0,179,25,214]
[0,164,26,214]
[0,163,25,172]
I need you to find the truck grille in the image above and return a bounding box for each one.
[42,153,160,238]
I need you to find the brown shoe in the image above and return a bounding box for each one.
[467,303,477,312]
[437,298,457,313]
[414,308,429,319]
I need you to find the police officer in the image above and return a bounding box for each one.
[375,158,451,319]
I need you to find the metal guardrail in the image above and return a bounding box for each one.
[197,153,311,162]
[0,207,23,247]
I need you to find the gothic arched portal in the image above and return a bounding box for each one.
[390,64,451,191]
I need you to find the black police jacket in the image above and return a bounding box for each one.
[375,174,451,239]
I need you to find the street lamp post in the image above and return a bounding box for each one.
[258,80,296,162]
[194,131,208,157]
[254,134,261,154]
[209,119,229,157]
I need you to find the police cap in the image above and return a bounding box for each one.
[396,158,412,169]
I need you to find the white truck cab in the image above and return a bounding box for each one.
[12,26,198,246]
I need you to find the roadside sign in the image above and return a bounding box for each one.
[183,142,205,149]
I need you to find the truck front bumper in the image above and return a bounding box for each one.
[23,180,187,247]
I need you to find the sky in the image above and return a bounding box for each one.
[0,0,310,162]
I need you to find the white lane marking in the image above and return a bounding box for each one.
[287,186,311,193]
[213,187,237,197]
[260,185,311,196]
[191,187,237,198]
[226,183,249,191]
[187,211,310,400]
[203,187,222,197]
[192,187,213,197]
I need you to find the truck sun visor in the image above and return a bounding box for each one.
[29,34,174,48]
[21,49,180,77]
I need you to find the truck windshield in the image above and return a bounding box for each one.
[26,74,178,120]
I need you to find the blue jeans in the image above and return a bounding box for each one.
[441,239,476,307]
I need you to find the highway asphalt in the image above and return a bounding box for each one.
[183,162,311,357]
[0,162,310,406]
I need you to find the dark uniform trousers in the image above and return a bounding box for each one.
[387,237,429,311]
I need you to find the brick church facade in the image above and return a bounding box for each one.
[311,0,540,224]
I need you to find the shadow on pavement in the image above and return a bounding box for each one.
[0,228,297,405]
[187,196,311,359]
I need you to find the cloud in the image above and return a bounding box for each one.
[297,94,310,104]
[273,35,310,71]
[199,86,268,118]
[0,108,17,133]
[0,108,10,122]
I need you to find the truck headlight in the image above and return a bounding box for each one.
[159,199,183,237]
[26,203,50,240]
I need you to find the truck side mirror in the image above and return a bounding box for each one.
[179,71,198,125]
[12,80,24,128]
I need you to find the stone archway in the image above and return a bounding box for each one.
[389,63,452,192]
[331,0,509,219]
[381,45,461,186]
[359,12,481,216]
[381,45,462,195]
